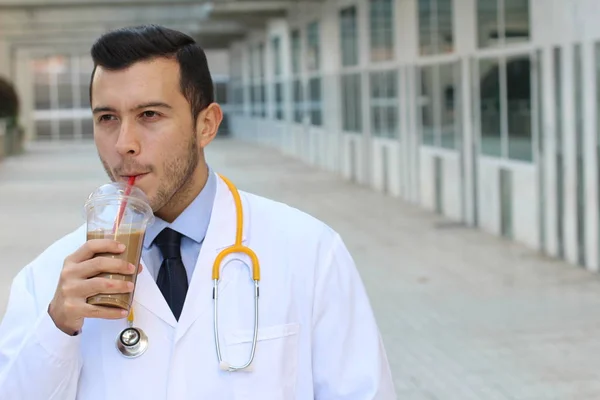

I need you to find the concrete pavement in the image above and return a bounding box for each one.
[2,138,600,399]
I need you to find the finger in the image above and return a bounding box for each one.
[81,277,135,297]
[81,303,129,320]
[137,264,143,274]
[67,239,126,264]
[75,257,136,279]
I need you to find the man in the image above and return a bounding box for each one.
[0,25,395,399]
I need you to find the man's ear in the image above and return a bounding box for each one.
[196,103,223,148]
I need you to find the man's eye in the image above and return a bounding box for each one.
[142,111,159,118]
[98,115,116,122]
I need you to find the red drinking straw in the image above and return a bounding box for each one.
[112,176,136,235]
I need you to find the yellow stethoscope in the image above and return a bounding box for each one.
[116,175,261,373]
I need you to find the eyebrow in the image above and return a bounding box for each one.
[92,102,172,114]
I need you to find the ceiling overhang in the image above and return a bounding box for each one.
[0,0,308,53]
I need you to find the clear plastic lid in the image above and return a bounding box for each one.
[83,182,154,225]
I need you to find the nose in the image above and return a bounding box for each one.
[115,119,141,156]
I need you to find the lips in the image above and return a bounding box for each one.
[119,173,148,181]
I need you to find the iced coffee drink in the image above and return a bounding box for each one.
[83,182,154,311]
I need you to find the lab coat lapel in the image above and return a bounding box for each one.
[175,173,249,342]
[131,258,177,327]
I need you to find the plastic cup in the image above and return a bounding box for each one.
[83,182,154,311]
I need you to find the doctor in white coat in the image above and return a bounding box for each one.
[0,25,396,399]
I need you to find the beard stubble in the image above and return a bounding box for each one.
[100,132,200,214]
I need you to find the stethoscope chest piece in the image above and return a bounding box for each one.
[116,326,148,358]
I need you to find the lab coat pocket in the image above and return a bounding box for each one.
[225,322,300,399]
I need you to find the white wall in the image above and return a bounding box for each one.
[372,139,402,197]
[205,49,230,78]
[512,163,540,249]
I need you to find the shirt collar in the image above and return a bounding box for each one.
[143,166,217,249]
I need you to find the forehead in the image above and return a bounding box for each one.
[91,57,181,107]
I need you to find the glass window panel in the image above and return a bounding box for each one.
[384,105,398,138]
[479,58,502,156]
[439,63,457,149]
[419,0,454,56]
[385,70,397,97]
[275,82,284,120]
[238,86,244,114]
[272,37,281,77]
[58,119,75,140]
[256,84,263,117]
[506,56,532,161]
[82,118,93,138]
[370,0,393,62]
[57,83,73,108]
[353,74,363,131]
[35,119,53,140]
[307,22,320,71]
[477,0,499,49]
[229,49,243,81]
[80,84,90,108]
[342,73,362,132]
[418,0,433,56]
[340,7,359,67]
[504,0,530,44]
[215,82,228,103]
[420,66,435,145]
[309,77,322,125]
[371,72,381,98]
[56,58,73,109]
[370,70,398,138]
[258,43,265,78]
[293,79,304,123]
[250,85,256,116]
[248,46,255,79]
[260,84,266,117]
[372,105,382,135]
[34,83,51,110]
[478,0,529,48]
[342,75,349,131]
[437,0,454,53]
[291,30,301,75]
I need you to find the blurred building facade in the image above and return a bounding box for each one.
[226,0,600,272]
[2,0,600,272]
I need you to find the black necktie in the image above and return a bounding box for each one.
[154,228,188,321]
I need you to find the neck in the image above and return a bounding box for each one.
[155,162,209,223]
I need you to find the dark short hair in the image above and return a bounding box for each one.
[89,24,214,121]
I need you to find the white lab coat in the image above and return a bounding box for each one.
[0,174,396,399]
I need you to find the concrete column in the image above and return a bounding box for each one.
[13,50,35,142]
[399,0,420,204]
[455,0,478,226]
[72,55,83,140]
[541,46,559,258]
[560,42,579,266]
[582,40,599,271]
[0,40,11,81]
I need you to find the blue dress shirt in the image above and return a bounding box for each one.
[140,167,217,283]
